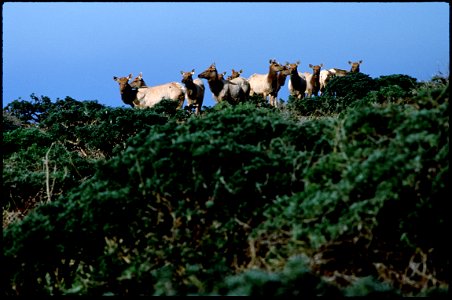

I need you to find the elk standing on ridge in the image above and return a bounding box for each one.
[319,69,334,95]
[271,65,292,102]
[247,59,285,107]
[304,64,323,97]
[198,63,250,105]
[287,61,307,100]
[113,74,137,107]
[181,69,205,115]
[114,72,186,109]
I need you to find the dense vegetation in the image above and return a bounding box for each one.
[2,73,449,296]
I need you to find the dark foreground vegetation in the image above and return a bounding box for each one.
[2,73,449,296]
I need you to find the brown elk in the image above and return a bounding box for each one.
[198,63,250,105]
[348,60,363,73]
[181,69,205,115]
[287,61,307,100]
[113,74,138,107]
[275,65,291,96]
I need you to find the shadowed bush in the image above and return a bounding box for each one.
[3,75,449,296]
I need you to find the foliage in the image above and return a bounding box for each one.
[3,94,53,124]
[2,73,449,296]
[323,72,378,107]
[253,78,449,294]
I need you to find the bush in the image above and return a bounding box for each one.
[323,72,378,107]
[3,76,449,296]
[253,84,449,293]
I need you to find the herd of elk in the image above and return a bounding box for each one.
[113,60,363,112]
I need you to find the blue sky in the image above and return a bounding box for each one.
[2,2,449,109]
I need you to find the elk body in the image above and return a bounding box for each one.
[181,69,205,115]
[304,64,323,97]
[126,73,186,109]
[113,74,137,107]
[287,61,307,100]
[198,63,250,105]
[247,59,284,106]
[272,65,292,101]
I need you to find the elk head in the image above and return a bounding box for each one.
[129,72,147,88]
[198,63,219,81]
[348,60,363,73]
[181,69,195,84]
[309,64,324,76]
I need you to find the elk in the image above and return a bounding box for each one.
[287,61,307,100]
[247,59,285,107]
[180,69,205,115]
[198,63,250,105]
[319,69,334,94]
[273,65,292,100]
[117,72,186,109]
[329,68,348,77]
[320,68,349,94]
[305,64,323,97]
[113,74,137,107]
[348,60,363,73]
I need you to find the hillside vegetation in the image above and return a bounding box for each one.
[2,73,449,296]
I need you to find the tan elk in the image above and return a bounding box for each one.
[198,63,250,104]
[180,69,205,115]
[247,59,285,107]
[319,69,334,94]
[117,72,186,109]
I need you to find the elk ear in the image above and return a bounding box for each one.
[191,69,195,73]
[309,64,313,68]
[319,64,323,68]
[359,60,363,64]
[296,60,300,65]
[239,69,243,74]
[348,61,352,65]
[180,71,184,75]
[128,74,133,79]
[113,76,118,81]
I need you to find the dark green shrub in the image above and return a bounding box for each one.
[2,110,23,132]
[3,104,319,295]
[211,256,341,296]
[375,74,418,93]
[323,72,378,107]
[3,94,53,124]
[3,76,448,296]
[254,88,449,291]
